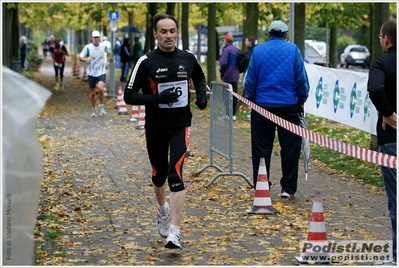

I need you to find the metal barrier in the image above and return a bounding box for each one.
[196,81,253,188]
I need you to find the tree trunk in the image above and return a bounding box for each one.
[237,2,259,110]
[242,3,258,51]
[369,3,390,151]
[2,3,19,68]
[182,3,189,50]
[144,3,157,53]
[294,3,306,56]
[329,26,338,68]
[166,3,175,17]
[371,3,389,61]
[207,3,217,85]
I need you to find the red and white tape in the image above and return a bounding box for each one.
[228,88,397,169]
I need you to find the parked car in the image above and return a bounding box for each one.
[304,40,327,64]
[340,45,370,68]
[305,40,327,58]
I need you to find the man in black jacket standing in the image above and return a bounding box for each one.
[367,19,396,266]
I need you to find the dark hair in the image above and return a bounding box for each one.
[269,29,286,38]
[153,14,178,32]
[247,36,256,46]
[382,19,396,46]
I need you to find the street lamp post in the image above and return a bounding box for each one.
[108,20,118,102]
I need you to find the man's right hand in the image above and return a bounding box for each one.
[158,90,179,104]
[383,112,397,130]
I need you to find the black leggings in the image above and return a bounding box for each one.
[54,63,65,80]
[145,127,190,192]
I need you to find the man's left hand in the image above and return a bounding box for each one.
[195,99,207,110]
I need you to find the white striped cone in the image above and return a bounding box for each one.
[118,99,129,115]
[246,158,277,214]
[81,67,88,81]
[307,191,328,243]
[73,62,78,76]
[296,191,330,263]
[136,105,145,130]
[76,67,81,79]
[128,105,139,122]
[74,63,80,77]
[115,86,123,109]
[103,86,108,97]
[185,127,192,156]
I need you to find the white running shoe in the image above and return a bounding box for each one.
[164,232,181,249]
[281,190,294,198]
[91,107,97,117]
[157,212,170,238]
[99,105,106,115]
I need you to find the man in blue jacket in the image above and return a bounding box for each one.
[244,20,309,197]
[219,33,240,121]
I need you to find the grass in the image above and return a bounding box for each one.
[235,108,383,187]
[35,212,64,264]
[191,95,384,188]
[305,114,383,187]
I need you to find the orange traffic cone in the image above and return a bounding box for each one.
[185,127,192,156]
[76,67,81,79]
[136,105,145,130]
[295,191,330,263]
[246,158,278,215]
[81,67,88,81]
[128,105,139,122]
[115,86,123,109]
[73,62,78,76]
[118,99,129,115]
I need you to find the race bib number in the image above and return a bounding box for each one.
[158,80,188,108]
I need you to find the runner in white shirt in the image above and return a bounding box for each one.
[79,30,112,117]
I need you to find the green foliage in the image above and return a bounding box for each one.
[337,35,356,55]
[305,23,329,41]
[27,41,43,67]
[45,228,62,240]
[306,3,372,28]
[5,3,18,9]
[352,25,370,47]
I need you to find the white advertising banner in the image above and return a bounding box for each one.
[304,64,378,136]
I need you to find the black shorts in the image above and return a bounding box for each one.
[145,127,190,192]
[88,74,106,89]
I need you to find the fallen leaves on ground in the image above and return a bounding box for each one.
[33,59,391,266]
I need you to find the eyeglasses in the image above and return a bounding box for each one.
[378,34,385,40]
[93,36,100,38]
